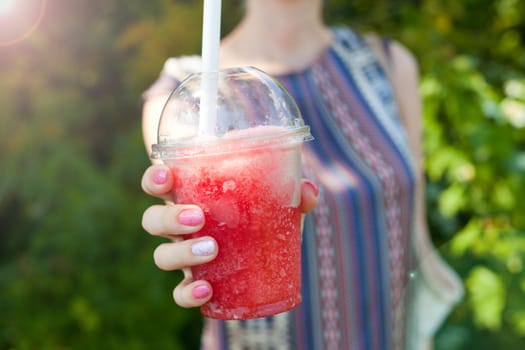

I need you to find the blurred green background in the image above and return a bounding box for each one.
[1,0,524,349]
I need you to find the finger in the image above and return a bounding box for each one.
[141,164,174,203]
[173,278,213,308]
[153,237,218,271]
[142,204,205,237]
[299,179,319,214]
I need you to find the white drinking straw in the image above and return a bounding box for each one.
[199,0,222,137]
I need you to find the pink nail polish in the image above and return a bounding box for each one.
[153,169,168,185]
[304,179,319,197]
[178,209,204,226]
[192,284,211,299]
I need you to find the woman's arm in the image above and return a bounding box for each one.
[142,94,170,158]
[382,40,427,235]
[385,39,434,350]
[371,37,464,350]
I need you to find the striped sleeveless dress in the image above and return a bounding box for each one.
[144,27,464,350]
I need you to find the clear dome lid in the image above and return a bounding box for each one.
[151,66,313,160]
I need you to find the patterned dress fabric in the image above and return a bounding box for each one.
[144,27,463,350]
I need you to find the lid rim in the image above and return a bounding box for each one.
[150,126,313,160]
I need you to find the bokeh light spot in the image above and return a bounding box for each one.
[0,0,15,15]
[0,0,47,47]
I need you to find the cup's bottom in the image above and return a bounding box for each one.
[201,294,302,320]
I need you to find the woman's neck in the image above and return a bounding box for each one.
[219,1,332,75]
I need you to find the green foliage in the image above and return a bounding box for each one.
[386,1,525,348]
[1,0,524,349]
[0,0,203,349]
[466,267,506,331]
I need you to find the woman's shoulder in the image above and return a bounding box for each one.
[331,25,418,71]
[143,55,202,101]
[364,32,418,75]
[161,55,202,80]
[359,30,423,163]
[331,26,422,141]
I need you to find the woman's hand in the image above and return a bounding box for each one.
[141,163,319,308]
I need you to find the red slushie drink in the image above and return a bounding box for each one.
[151,67,313,320]
[172,127,302,319]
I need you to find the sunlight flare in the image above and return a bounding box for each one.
[0,0,15,15]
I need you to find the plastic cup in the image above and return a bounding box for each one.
[151,67,313,320]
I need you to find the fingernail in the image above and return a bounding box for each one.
[192,239,216,256]
[178,209,204,226]
[192,284,211,299]
[153,169,169,185]
[304,179,319,197]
